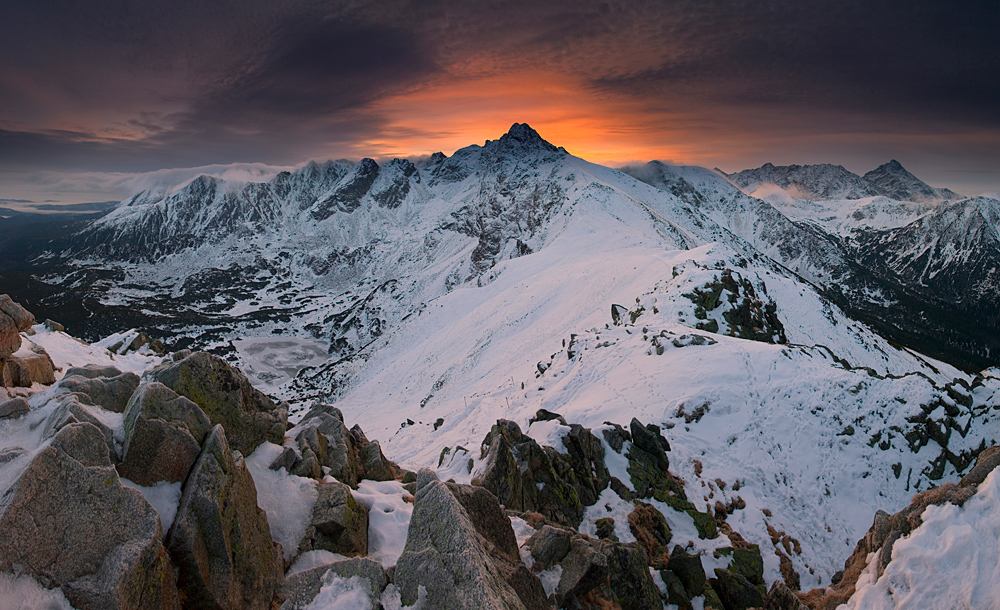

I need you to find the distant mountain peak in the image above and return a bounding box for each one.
[863,160,961,203]
[488,123,559,153]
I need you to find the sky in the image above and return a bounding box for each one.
[1,0,998,208]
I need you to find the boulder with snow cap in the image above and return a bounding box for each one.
[0,396,30,419]
[117,381,212,486]
[149,351,287,457]
[59,372,141,413]
[64,363,124,379]
[0,422,179,610]
[9,339,57,385]
[278,558,389,610]
[165,424,284,610]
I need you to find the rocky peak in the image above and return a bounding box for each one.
[486,123,560,154]
[863,160,961,203]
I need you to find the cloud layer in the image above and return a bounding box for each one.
[1,0,997,201]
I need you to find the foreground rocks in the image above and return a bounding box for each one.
[166,425,284,610]
[395,469,547,609]
[149,351,287,457]
[0,294,33,359]
[0,423,179,610]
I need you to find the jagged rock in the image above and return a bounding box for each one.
[117,382,212,486]
[64,363,124,379]
[555,538,609,605]
[601,421,632,453]
[359,439,395,481]
[666,545,706,597]
[712,568,764,610]
[601,542,664,610]
[59,372,141,413]
[269,445,298,471]
[14,340,57,385]
[394,468,535,609]
[293,403,361,486]
[595,517,618,541]
[477,419,585,527]
[279,558,389,609]
[149,351,287,457]
[764,581,809,610]
[0,314,19,359]
[628,502,672,568]
[298,480,369,557]
[171,349,192,361]
[166,425,284,610]
[445,481,550,610]
[630,418,670,469]
[1,356,31,387]
[727,545,765,590]
[0,446,27,463]
[529,409,568,425]
[561,423,611,506]
[0,422,179,610]
[350,423,369,445]
[44,319,65,332]
[42,393,117,462]
[661,569,692,609]
[0,396,29,419]
[525,525,573,571]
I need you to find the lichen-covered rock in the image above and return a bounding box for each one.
[279,558,389,609]
[554,537,609,605]
[359,439,395,481]
[149,352,287,457]
[117,382,212,486]
[394,468,532,609]
[298,480,369,557]
[0,422,179,610]
[166,425,284,610]
[666,545,706,597]
[712,568,764,610]
[600,541,664,610]
[764,581,809,610]
[525,525,573,571]
[560,423,611,506]
[59,372,141,413]
[64,363,124,379]
[0,396,30,419]
[477,419,584,527]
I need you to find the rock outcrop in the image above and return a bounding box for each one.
[394,469,546,609]
[0,294,33,359]
[117,381,212,486]
[149,351,287,457]
[279,558,390,610]
[165,425,284,610]
[59,371,141,413]
[297,480,370,557]
[0,422,179,610]
[287,403,395,486]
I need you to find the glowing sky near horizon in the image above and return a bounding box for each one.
[1,0,998,205]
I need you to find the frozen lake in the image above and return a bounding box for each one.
[233,336,330,392]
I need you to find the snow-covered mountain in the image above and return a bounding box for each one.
[2,123,998,607]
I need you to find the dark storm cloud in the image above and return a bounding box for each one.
[0,0,997,194]
[589,1,1000,123]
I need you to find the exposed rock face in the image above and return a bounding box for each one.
[149,351,287,457]
[476,419,587,527]
[279,558,390,610]
[298,480,369,557]
[0,396,30,419]
[0,294,35,330]
[42,393,118,462]
[65,363,124,379]
[165,425,284,610]
[59,372,141,413]
[524,524,661,609]
[288,403,394,486]
[394,469,539,609]
[0,422,179,610]
[117,382,212,486]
